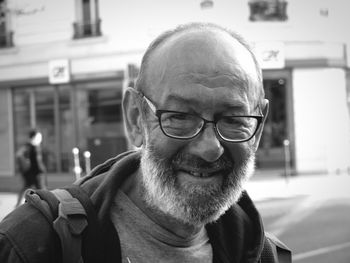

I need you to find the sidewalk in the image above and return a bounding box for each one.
[246,172,350,202]
[0,192,17,221]
[1,173,349,221]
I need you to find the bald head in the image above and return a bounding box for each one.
[135,23,264,108]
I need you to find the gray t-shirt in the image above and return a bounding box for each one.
[110,190,213,263]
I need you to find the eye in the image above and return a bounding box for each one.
[161,112,201,130]
[219,116,257,130]
[163,112,197,122]
[220,116,245,126]
[169,113,190,120]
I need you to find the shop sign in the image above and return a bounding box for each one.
[255,42,285,69]
[48,59,70,84]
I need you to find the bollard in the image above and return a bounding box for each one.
[83,151,91,174]
[283,139,291,184]
[72,147,82,180]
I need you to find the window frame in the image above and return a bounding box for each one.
[248,0,288,22]
[0,0,14,48]
[73,0,102,39]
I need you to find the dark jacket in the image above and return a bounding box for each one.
[0,150,291,263]
[16,142,45,176]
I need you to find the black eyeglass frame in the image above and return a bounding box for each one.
[135,90,264,143]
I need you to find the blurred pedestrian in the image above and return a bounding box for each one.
[0,23,291,262]
[15,129,46,207]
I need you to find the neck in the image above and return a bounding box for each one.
[121,170,204,239]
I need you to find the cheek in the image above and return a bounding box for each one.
[146,130,187,160]
[225,142,252,165]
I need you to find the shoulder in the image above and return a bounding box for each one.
[0,203,60,263]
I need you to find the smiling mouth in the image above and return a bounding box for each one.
[181,168,227,178]
[173,155,233,180]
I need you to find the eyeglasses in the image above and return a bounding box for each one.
[136,91,263,143]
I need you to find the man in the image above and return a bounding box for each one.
[0,23,291,262]
[15,129,46,207]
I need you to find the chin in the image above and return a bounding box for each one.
[140,145,255,226]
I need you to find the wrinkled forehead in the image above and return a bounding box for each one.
[147,29,260,99]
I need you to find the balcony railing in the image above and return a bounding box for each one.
[249,1,288,21]
[0,31,14,48]
[73,19,102,39]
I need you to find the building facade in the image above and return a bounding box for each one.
[0,0,349,186]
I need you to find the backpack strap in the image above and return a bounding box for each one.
[260,233,292,263]
[25,188,87,263]
[32,186,103,263]
[64,185,104,263]
[26,187,100,263]
[51,189,88,263]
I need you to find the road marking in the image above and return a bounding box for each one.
[293,241,350,261]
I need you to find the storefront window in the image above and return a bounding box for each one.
[13,89,31,152]
[0,89,11,173]
[76,80,126,168]
[13,80,126,175]
[88,89,123,123]
[248,0,288,22]
[13,85,74,174]
[257,78,287,168]
[35,87,56,172]
[59,86,74,173]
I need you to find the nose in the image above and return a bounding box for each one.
[188,124,224,162]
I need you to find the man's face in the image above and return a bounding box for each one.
[139,29,261,225]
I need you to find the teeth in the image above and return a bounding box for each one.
[190,171,200,177]
[188,171,210,178]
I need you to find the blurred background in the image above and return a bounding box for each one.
[0,0,349,262]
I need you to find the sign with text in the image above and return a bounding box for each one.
[255,42,285,69]
[48,59,70,84]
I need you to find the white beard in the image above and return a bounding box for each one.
[139,142,255,226]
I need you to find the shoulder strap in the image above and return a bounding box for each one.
[51,189,87,263]
[260,233,292,263]
[64,185,104,263]
[33,187,93,263]
[27,186,105,263]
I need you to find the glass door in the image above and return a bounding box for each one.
[75,80,127,169]
[13,85,74,174]
[34,87,57,172]
[256,70,294,170]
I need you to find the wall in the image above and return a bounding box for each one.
[293,68,350,173]
[1,0,350,80]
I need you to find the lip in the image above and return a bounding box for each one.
[176,169,224,185]
[177,164,229,178]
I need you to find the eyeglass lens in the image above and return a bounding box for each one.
[160,112,258,141]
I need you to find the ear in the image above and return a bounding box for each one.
[122,88,144,147]
[251,99,269,152]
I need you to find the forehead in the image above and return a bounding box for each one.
[147,28,259,107]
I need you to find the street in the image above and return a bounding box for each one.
[1,174,350,262]
[249,174,350,263]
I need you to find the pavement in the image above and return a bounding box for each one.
[246,172,350,203]
[1,172,349,221]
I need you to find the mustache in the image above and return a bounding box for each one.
[171,152,234,171]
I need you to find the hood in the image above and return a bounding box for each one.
[205,190,265,263]
[76,150,140,224]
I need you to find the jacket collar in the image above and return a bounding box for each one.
[78,150,265,263]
